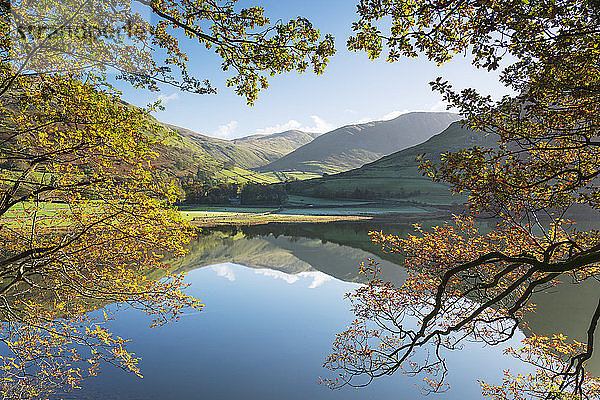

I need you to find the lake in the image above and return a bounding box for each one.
[62,221,600,399]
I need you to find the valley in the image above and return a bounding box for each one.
[154,111,485,216]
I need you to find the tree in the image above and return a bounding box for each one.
[0,0,333,398]
[239,182,287,205]
[323,1,600,399]
[4,0,334,104]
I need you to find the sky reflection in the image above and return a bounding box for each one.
[65,262,526,400]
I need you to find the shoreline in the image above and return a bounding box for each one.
[187,213,374,227]
[185,208,461,228]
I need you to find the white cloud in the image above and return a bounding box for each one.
[354,106,455,125]
[254,115,334,135]
[212,264,236,281]
[254,120,303,135]
[297,271,334,289]
[212,120,239,139]
[355,117,373,124]
[429,100,452,112]
[254,269,299,284]
[355,109,411,125]
[157,92,179,104]
[308,115,334,133]
[381,109,411,120]
[254,269,334,289]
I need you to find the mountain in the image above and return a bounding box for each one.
[258,112,461,175]
[284,121,498,205]
[151,124,278,185]
[233,130,322,161]
[149,122,325,187]
[168,125,320,169]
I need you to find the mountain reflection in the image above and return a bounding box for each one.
[171,223,409,285]
[174,222,600,375]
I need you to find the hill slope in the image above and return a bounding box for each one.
[151,123,281,186]
[168,125,319,169]
[285,121,498,205]
[233,130,321,162]
[259,112,460,175]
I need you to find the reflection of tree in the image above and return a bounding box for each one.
[323,0,600,398]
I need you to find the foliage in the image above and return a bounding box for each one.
[239,183,287,205]
[324,0,600,399]
[6,0,334,104]
[182,181,287,205]
[0,75,202,399]
[141,0,334,104]
[182,181,239,204]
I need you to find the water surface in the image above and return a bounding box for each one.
[67,222,540,399]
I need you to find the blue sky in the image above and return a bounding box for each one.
[119,0,508,139]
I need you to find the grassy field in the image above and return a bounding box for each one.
[3,202,71,219]
[260,170,322,182]
[287,168,464,205]
[2,202,98,230]
[212,166,280,184]
[279,205,429,216]
[285,195,373,207]
[179,199,442,227]
[204,167,320,185]
[180,208,276,221]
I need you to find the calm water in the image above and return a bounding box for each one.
[61,221,600,399]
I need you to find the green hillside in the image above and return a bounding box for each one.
[233,130,321,164]
[284,121,498,205]
[149,119,327,189]
[168,125,320,169]
[150,124,280,186]
[259,112,460,175]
